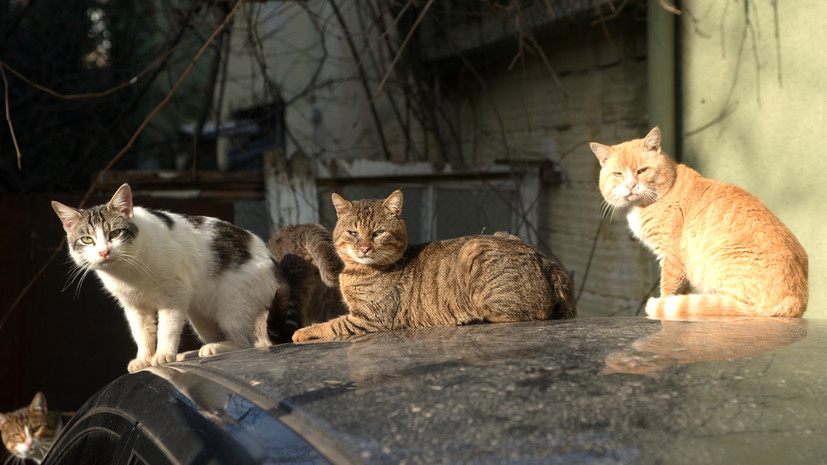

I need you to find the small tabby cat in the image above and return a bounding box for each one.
[266,223,348,341]
[292,190,575,341]
[590,127,808,318]
[52,184,289,373]
[0,393,73,464]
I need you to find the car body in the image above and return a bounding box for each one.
[42,316,827,464]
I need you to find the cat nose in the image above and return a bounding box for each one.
[625,179,637,189]
[99,249,110,258]
[359,246,371,254]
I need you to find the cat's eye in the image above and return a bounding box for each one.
[80,236,94,245]
[347,230,358,237]
[637,167,648,174]
[12,433,22,441]
[612,172,623,178]
[109,229,123,240]
[372,230,385,237]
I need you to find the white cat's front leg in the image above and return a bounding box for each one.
[153,308,186,366]
[123,307,157,373]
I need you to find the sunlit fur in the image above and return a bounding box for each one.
[52,184,287,372]
[292,190,575,341]
[590,127,808,319]
[0,393,73,464]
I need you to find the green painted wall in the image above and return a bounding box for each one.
[679,0,827,318]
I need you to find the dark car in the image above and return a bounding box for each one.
[42,316,827,465]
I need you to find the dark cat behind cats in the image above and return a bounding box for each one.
[0,393,73,464]
[293,190,575,341]
[266,223,348,341]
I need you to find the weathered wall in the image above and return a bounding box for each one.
[438,16,656,316]
[223,2,657,317]
[679,0,827,318]
[220,2,425,161]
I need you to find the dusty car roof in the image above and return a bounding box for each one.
[159,316,827,464]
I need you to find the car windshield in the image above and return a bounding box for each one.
[169,317,827,465]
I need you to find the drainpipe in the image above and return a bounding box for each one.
[647,0,678,160]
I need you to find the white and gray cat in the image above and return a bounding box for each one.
[52,183,289,373]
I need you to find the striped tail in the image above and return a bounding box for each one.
[263,282,294,344]
[645,294,805,319]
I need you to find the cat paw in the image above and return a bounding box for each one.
[127,358,151,373]
[175,349,200,361]
[293,326,323,342]
[198,341,241,357]
[151,352,177,366]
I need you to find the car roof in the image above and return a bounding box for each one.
[51,316,827,464]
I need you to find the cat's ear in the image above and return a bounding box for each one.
[383,190,403,218]
[644,127,661,153]
[52,201,83,233]
[589,143,612,167]
[30,392,47,413]
[331,193,352,217]
[108,183,134,218]
[0,413,8,430]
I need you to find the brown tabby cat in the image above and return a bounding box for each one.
[590,127,808,318]
[266,223,348,341]
[292,190,575,341]
[0,393,73,464]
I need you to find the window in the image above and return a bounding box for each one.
[314,160,542,245]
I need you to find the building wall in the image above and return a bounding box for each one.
[679,0,827,318]
[221,2,656,317]
[433,16,655,316]
[219,1,427,162]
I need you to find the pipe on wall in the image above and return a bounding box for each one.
[647,0,678,160]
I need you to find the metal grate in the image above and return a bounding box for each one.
[318,183,518,245]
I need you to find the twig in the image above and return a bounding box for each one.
[352,0,436,130]
[80,0,246,208]
[0,63,22,170]
[0,238,65,332]
[69,12,196,183]
[0,0,247,333]
[658,0,681,16]
[328,0,392,159]
[0,40,185,101]
[635,280,660,316]
[576,219,604,304]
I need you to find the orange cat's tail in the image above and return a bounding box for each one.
[645,294,805,319]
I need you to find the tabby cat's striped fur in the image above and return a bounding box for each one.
[292,190,575,341]
[0,393,73,464]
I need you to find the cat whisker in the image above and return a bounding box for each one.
[63,263,93,297]
[36,444,50,459]
[640,189,659,205]
[600,200,618,224]
[72,268,95,300]
[116,252,153,278]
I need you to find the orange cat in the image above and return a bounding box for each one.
[589,127,808,318]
